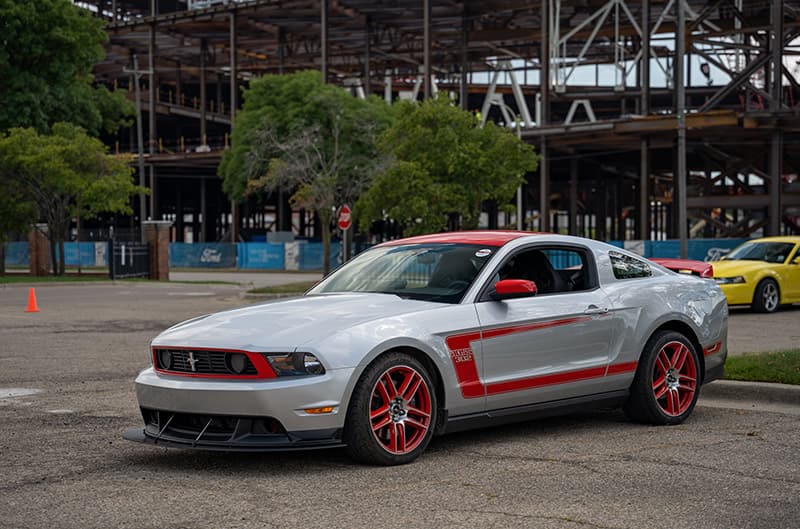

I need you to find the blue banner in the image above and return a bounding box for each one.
[3,242,29,266]
[62,242,97,266]
[298,242,341,271]
[169,243,237,268]
[237,243,285,270]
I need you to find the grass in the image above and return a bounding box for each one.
[725,349,800,385]
[247,280,318,295]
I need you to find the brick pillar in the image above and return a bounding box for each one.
[29,225,50,277]
[143,220,172,281]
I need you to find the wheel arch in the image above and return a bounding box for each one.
[347,343,449,433]
[647,320,705,383]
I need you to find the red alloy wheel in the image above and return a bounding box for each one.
[652,340,698,417]
[369,365,432,455]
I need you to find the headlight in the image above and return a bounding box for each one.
[263,353,326,377]
[714,276,745,285]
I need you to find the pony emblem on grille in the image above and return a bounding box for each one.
[186,351,198,372]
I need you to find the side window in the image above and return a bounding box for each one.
[496,247,592,294]
[609,251,652,279]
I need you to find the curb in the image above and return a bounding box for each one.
[702,380,800,405]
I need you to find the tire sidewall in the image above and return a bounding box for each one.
[344,352,438,465]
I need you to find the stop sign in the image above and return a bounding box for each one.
[337,204,352,231]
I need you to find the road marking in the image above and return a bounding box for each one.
[0,388,42,398]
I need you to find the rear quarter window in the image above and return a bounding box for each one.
[609,251,652,280]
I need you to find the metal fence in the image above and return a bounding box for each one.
[109,240,150,279]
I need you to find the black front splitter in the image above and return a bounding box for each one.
[122,427,345,452]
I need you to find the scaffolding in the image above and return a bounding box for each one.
[87,0,800,247]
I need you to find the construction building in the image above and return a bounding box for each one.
[86,0,800,253]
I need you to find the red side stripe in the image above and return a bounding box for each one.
[486,366,607,396]
[445,317,637,399]
[606,361,639,375]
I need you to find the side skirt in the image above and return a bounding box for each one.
[441,390,630,435]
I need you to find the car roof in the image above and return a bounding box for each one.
[376,230,541,248]
[748,236,800,244]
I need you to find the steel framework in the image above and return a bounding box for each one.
[85,0,800,246]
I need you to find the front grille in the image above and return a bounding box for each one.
[154,348,258,376]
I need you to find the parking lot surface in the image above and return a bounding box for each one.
[1,282,798,529]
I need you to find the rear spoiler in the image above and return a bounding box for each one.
[650,258,714,278]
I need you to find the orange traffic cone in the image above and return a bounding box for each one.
[26,287,40,313]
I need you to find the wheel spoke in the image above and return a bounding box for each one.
[390,423,406,453]
[404,417,428,432]
[370,403,389,420]
[653,374,666,392]
[375,378,392,404]
[656,351,670,374]
[672,344,689,371]
[381,373,398,399]
[679,374,696,384]
[403,375,423,402]
[372,415,391,432]
[406,405,431,419]
[397,371,418,399]
[654,384,667,400]
[667,388,680,415]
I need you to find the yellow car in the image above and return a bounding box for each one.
[712,236,800,313]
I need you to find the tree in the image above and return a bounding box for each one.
[0,0,134,135]
[0,178,36,275]
[357,97,539,235]
[219,70,393,272]
[0,124,144,275]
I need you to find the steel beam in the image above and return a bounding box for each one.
[769,0,784,235]
[230,11,237,120]
[539,0,550,232]
[200,39,207,145]
[460,10,468,110]
[676,0,687,258]
[569,158,578,236]
[423,0,432,99]
[364,17,371,95]
[321,0,328,83]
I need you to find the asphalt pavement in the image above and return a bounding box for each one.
[0,281,798,529]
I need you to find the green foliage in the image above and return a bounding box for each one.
[0,123,144,275]
[0,0,134,134]
[219,70,393,271]
[357,97,539,234]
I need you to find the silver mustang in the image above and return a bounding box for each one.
[124,232,728,465]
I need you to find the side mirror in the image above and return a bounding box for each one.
[792,256,800,265]
[491,279,537,301]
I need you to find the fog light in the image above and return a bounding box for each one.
[227,353,248,374]
[158,350,172,370]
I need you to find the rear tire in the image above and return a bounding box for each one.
[752,279,779,313]
[344,352,437,465]
[624,331,700,425]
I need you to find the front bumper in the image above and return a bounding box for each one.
[718,282,754,306]
[124,366,355,449]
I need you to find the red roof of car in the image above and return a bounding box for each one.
[377,230,540,247]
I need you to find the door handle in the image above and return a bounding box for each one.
[584,305,609,315]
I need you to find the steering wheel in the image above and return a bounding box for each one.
[445,280,470,291]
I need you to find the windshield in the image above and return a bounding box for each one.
[309,243,497,303]
[726,242,795,264]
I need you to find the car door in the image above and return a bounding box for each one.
[474,245,617,411]
[784,243,800,301]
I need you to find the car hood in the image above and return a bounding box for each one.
[152,293,444,350]
[712,259,773,277]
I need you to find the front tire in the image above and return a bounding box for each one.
[344,353,437,465]
[624,331,700,425]
[752,279,780,313]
